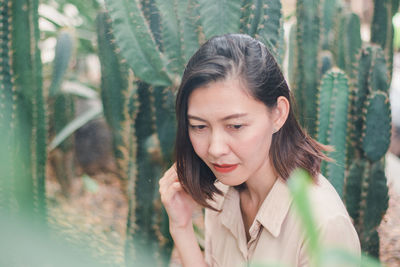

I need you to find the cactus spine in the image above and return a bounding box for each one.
[0,0,47,223]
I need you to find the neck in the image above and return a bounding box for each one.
[242,163,278,206]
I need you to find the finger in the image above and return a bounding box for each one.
[161,181,182,205]
[164,163,178,178]
[159,166,179,188]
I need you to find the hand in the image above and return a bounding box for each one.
[159,164,197,230]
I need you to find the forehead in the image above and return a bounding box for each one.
[187,78,269,117]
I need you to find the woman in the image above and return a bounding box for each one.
[159,34,360,267]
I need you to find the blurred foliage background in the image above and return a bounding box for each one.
[1,0,400,266]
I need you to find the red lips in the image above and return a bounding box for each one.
[212,163,238,173]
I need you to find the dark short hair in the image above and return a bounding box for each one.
[175,34,330,210]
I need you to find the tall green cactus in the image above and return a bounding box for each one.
[48,31,75,197]
[312,0,392,258]
[294,0,321,137]
[97,11,170,266]
[0,0,17,214]
[321,0,340,51]
[97,11,136,182]
[332,11,362,165]
[317,44,391,257]
[255,0,285,66]
[317,68,350,197]
[371,0,400,82]
[0,0,47,224]
[346,46,391,258]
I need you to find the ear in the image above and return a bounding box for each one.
[272,96,290,132]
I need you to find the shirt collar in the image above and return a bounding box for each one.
[216,177,293,238]
[255,177,293,237]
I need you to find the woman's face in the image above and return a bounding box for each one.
[187,78,279,186]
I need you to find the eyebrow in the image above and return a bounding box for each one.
[187,113,248,122]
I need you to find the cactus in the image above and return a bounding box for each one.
[334,12,362,79]
[347,46,391,257]
[321,0,340,51]
[331,11,362,165]
[255,0,284,66]
[0,0,47,224]
[294,0,321,137]
[0,0,17,214]
[155,0,201,74]
[312,1,392,257]
[351,45,390,158]
[104,0,173,87]
[48,31,76,197]
[318,44,391,257]
[287,22,297,88]
[97,11,170,266]
[198,0,242,39]
[97,11,135,181]
[345,159,389,257]
[362,91,391,162]
[371,0,400,82]
[317,68,350,197]
[125,82,163,266]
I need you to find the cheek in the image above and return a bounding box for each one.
[235,129,273,157]
[189,133,207,157]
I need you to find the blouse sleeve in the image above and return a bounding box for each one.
[318,214,361,255]
[298,214,361,267]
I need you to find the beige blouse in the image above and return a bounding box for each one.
[204,174,361,267]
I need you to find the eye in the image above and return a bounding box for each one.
[189,124,207,131]
[228,124,243,130]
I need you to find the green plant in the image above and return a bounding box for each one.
[317,68,350,196]
[0,0,47,225]
[316,35,391,260]
[344,45,391,257]
[48,31,76,197]
[370,0,400,82]
[292,0,321,136]
[293,0,393,258]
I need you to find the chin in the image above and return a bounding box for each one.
[215,177,246,187]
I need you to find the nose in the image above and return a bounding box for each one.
[208,129,230,158]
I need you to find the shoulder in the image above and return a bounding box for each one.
[308,174,350,223]
[306,174,360,252]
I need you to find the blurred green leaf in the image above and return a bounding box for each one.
[288,169,320,261]
[61,80,99,99]
[0,215,109,267]
[49,102,103,150]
